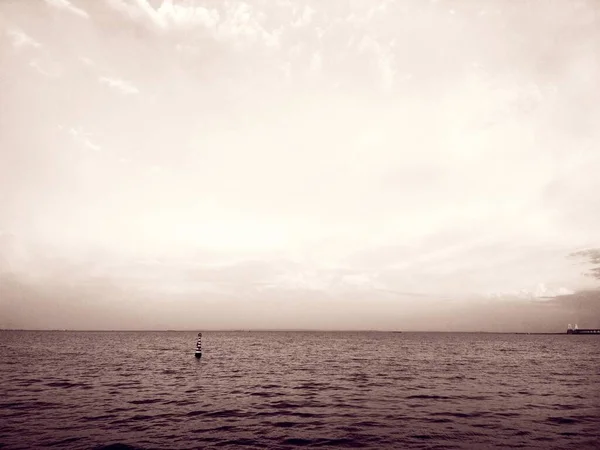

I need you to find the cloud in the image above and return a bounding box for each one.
[356,35,396,91]
[28,57,61,77]
[308,50,322,74]
[131,0,168,29]
[99,76,140,94]
[44,0,89,19]
[79,56,95,66]
[213,2,281,48]
[104,0,153,26]
[106,0,212,31]
[292,5,315,28]
[3,250,598,330]
[106,0,281,49]
[570,248,600,279]
[83,139,101,151]
[65,127,102,151]
[157,0,220,30]
[1,0,600,331]
[6,27,41,49]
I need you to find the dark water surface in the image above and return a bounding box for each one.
[1,331,599,449]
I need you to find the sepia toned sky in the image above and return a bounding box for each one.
[1,0,599,330]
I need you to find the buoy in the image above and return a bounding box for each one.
[194,332,202,359]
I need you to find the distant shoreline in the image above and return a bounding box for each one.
[0,329,581,334]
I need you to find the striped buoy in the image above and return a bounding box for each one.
[195,332,202,359]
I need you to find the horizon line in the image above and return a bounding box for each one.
[0,328,575,334]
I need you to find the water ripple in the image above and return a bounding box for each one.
[1,331,599,449]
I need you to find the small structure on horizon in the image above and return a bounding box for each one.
[195,332,202,358]
[567,324,600,334]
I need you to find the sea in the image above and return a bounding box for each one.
[1,331,599,449]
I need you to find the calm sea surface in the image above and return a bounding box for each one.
[1,331,599,449]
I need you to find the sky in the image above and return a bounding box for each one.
[1,0,600,330]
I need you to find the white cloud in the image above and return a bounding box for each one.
[309,51,322,74]
[105,0,170,29]
[215,2,280,49]
[377,45,395,92]
[66,127,101,151]
[83,139,101,151]
[44,0,89,19]
[99,76,140,94]
[79,57,95,66]
[157,0,220,30]
[6,28,41,49]
[106,0,281,49]
[488,283,575,301]
[131,0,168,28]
[2,0,600,306]
[292,5,315,28]
[29,57,61,77]
[105,0,149,24]
[356,35,396,91]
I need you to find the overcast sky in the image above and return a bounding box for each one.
[1,0,599,330]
